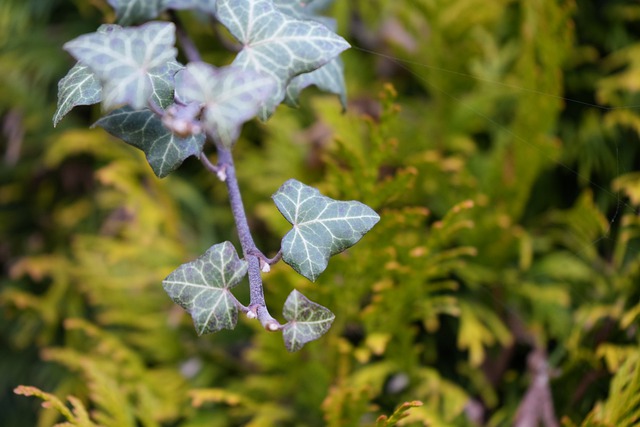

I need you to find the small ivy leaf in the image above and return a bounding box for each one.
[282,289,335,352]
[149,60,184,109]
[162,242,248,335]
[285,57,346,110]
[107,0,165,26]
[174,62,276,148]
[64,22,177,111]
[215,0,350,119]
[53,63,102,127]
[272,179,380,281]
[165,0,217,14]
[94,107,205,178]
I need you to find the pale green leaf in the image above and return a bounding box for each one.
[53,63,102,127]
[162,242,248,335]
[64,22,177,110]
[215,0,350,119]
[282,289,335,352]
[174,62,276,148]
[272,179,380,281]
[94,107,205,178]
[107,0,165,25]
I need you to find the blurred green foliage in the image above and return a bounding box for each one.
[2,0,640,426]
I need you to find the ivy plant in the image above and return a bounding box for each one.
[54,0,379,352]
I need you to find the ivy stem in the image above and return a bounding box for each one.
[216,147,281,331]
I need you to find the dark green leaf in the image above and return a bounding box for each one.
[94,107,205,178]
[107,0,165,25]
[272,179,380,281]
[53,63,102,127]
[282,289,334,352]
[162,242,248,335]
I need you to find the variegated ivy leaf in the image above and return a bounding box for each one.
[165,0,217,14]
[174,62,276,148]
[53,63,102,127]
[94,107,205,178]
[282,290,335,352]
[107,0,165,26]
[64,22,177,111]
[272,179,380,282]
[215,0,350,119]
[162,242,248,335]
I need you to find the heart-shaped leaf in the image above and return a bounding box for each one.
[107,0,165,25]
[94,107,205,178]
[64,22,177,110]
[165,0,217,13]
[272,179,380,281]
[215,0,350,119]
[162,242,248,335]
[282,289,335,352]
[175,62,276,148]
[53,63,102,127]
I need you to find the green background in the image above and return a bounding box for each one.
[1,0,640,426]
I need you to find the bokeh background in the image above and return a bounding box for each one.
[1,0,640,426]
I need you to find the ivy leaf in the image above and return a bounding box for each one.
[162,242,248,335]
[107,0,165,25]
[165,0,217,13]
[282,289,335,352]
[64,22,177,110]
[94,107,205,178]
[175,62,276,148]
[272,179,380,281]
[215,0,350,119]
[53,63,102,127]
[272,2,346,108]
[285,57,346,109]
[149,60,184,109]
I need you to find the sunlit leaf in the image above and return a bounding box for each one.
[174,62,276,148]
[215,0,350,118]
[282,289,334,352]
[64,22,177,110]
[94,107,205,178]
[107,0,165,26]
[162,242,247,335]
[272,179,380,281]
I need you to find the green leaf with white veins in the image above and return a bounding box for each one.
[94,107,205,178]
[272,179,380,282]
[107,0,165,26]
[175,62,276,148]
[216,0,350,119]
[282,290,335,352]
[53,63,102,127]
[162,242,248,335]
[64,22,177,111]
[286,57,346,109]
